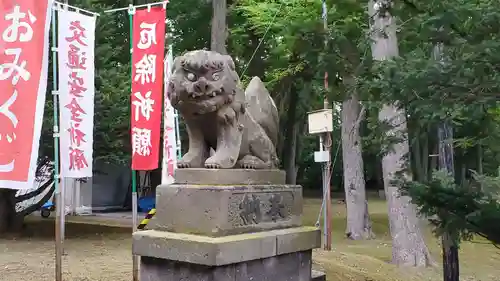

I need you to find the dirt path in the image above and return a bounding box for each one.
[1,221,132,281]
[2,202,499,281]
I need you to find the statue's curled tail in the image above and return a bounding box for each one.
[244,77,279,150]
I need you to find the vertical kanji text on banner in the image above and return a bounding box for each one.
[130,6,166,171]
[0,0,54,190]
[58,9,96,178]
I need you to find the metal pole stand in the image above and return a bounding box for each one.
[307,109,333,250]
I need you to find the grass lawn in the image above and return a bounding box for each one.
[304,198,500,281]
[1,198,498,281]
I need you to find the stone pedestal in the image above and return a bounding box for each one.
[132,169,323,281]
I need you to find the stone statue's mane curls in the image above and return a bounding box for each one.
[180,56,225,73]
[168,50,279,170]
[168,51,240,116]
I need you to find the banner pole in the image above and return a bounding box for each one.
[51,3,62,281]
[59,0,69,255]
[128,7,139,281]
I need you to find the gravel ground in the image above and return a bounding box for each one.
[2,204,499,281]
[1,221,132,281]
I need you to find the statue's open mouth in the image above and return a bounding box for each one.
[188,89,222,100]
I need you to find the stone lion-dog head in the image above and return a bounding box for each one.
[168,50,241,116]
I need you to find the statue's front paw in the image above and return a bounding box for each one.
[177,153,204,168]
[204,163,221,169]
[240,163,257,169]
[217,107,236,125]
[204,155,234,169]
[237,155,267,169]
[177,162,191,168]
[204,156,221,169]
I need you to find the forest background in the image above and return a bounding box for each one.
[29,0,500,278]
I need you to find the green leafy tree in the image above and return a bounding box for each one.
[402,170,500,246]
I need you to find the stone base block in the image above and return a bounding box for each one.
[174,168,286,185]
[133,227,321,266]
[153,184,303,237]
[140,251,313,281]
[311,270,326,281]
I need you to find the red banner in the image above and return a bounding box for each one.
[130,6,165,171]
[0,0,53,189]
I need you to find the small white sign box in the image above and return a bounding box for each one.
[307,109,333,134]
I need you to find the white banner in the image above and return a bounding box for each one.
[161,48,177,185]
[58,10,96,178]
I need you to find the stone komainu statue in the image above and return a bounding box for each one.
[168,50,280,169]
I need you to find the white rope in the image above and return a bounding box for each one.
[103,0,168,14]
[240,1,286,78]
[53,1,100,17]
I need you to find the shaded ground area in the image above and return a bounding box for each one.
[1,199,499,281]
[303,199,500,281]
[1,222,131,281]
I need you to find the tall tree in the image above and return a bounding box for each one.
[433,38,460,281]
[211,0,227,54]
[368,0,433,266]
[233,0,324,184]
[331,0,374,240]
[341,82,373,239]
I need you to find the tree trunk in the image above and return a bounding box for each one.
[430,143,438,178]
[413,128,422,181]
[211,0,227,54]
[421,130,429,181]
[282,87,299,184]
[437,122,460,281]
[294,120,306,183]
[413,128,430,182]
[368,0,433,266]
[434,36,460,281]
[477,144,483,175]
[442,232,460,281]
[341,77,373,240]
[0,189,17,234]
[460,150,466,185]
[283,122,299,184]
